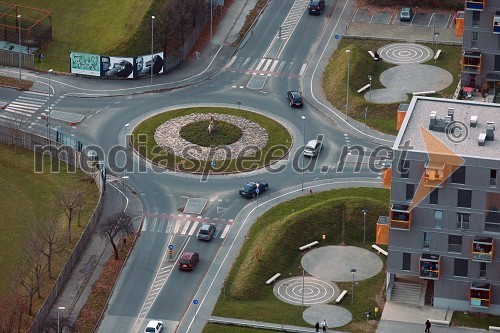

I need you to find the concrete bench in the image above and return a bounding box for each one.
[335,290,348,303]
[434,49,442,61]
[413,91,436,96]
[357,84,371,94]
[489,326,500,332]
[429,319,450,326]
[299,241,319,251]
[372,244,388,256]
[265,273,281,285]
[368,50,379,60]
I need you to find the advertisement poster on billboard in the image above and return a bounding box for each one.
[101,56,134,79]
[134,52,164,78]
[70,52,101,76]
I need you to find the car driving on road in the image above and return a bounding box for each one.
[144,320,163,333]
[308,0,325,15]
[287,90,304,108]
[239,181,269,198]
[197,223,216,241]
[303,139,322,157]
[178,252,199,271]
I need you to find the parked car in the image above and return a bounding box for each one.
[178,252,199,271]
[308,0,325,15]
[303,139,322,157]
[239,181,269,198]
[197,223,216,241]
[399,7,414,22]
[144,320,163,333]
[287,90,304,108]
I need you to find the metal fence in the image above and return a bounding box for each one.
[0,125,104,333]
[0,48,34,69]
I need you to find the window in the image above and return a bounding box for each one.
[403,252,411,271]
[480,262,487,278]
[472,31,479,48]
[423,232,430,249]
[457,213,470,230]
[448,235,463,253]
[399,159,409,178]
[406,184,415,200]
[490,169,497,186]
[434,210,443,229]
[495,55,500,72]
[430,188,438,204]
[451,166,466,184]
[472,11,480,27]
[454,258,468,277]
[457,189,472,208]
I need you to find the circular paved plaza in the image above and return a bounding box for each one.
[377,43,433,65]
[273,276,339,306]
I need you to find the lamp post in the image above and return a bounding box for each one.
[366,75,372,132]
[18,14,21,88]
[122,175,129,208]
[151,15,155,86]
[301,115,306,191]
[362,209,368,243]
[350,268,356,304]
[365,312,371,333]
[434,32,440,55]
[210,0,213,46]
[47,69,53,142]
[57,306,65,333]
[345,49,351,122]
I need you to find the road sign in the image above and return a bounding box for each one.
[40,53,44,59]
[255,188,260,194]
[335,34,340,39]
[193,299,198,304]
[168,244,173,250]
[211,161,216,167]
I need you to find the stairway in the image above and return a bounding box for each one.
[390,281,423,305]
[425,280,435,306]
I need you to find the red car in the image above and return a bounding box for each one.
[178,252,199,271]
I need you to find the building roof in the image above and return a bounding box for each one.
[394,97,500,161]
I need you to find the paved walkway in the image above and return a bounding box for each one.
[209,316,347,332]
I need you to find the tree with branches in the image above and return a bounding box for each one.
[97,212,134,260]
[0,288,26,333]
[55,187,86,242]
[36,214,65,279]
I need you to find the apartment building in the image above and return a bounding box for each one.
[379,96,500,314]
[460,0,500,101]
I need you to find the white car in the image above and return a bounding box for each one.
[145,320,163,333]
[303,139,322,157]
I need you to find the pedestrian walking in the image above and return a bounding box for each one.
[315,322,320,332]
[425,319,431,332]
[321,319,328,332]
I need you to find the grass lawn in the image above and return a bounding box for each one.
[133,107,292,174]
[451,311,500,330]
[322,38,462,135]
[0,142,99,328]
[208,188,389,333]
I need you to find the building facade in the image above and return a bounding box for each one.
[461,0,500,100]
[380,96,500,314]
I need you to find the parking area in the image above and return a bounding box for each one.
[352,8,455,28]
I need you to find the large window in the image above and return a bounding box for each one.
[451,166,466,184]
[491,169,497,186]
[403,252,411,271]
[430,188,438,204]
[472,31,479,48]
[457,213,470,230]
[434,210,443,229]
[399,159,410,178]
[495,55,500,72]
[423,232,430,249]
[472,11,480,27]
[458,189,472,208]
[480,262,487,279]
[454,258,468,277]
[449,235,463,253]
[406,184,415,200]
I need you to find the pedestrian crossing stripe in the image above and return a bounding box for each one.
[141,217,232,239]
[224,56,307,78]
[1,91,50,123]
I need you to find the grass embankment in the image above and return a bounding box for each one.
[208,188,389,333]
[452,311,500,330]
[323,39,462,135]
[0,142,99,328]
[133,107,292,174]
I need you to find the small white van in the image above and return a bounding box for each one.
[303,139,322,157]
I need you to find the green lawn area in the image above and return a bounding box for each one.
[207,188,389,333]
[133,107,292,174]
[15,0,155,71]
[322,39,462,135]
[452,311,500,330]
[0,142,99,299]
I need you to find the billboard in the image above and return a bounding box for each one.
[70,52,101,76]
[101,56,134,79]
[134,52,164,78]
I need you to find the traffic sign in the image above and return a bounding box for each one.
[211,161,216,167]
[168,244,173,250]
[255,188,260,194]
[40,53,44,59]
[335,34,340,39]
[193,299,199,304]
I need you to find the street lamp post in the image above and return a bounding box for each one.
[362,209,368,243]
[151,15,155,86]
[210,0,213,46]
[345,49,351,122]
[365,312,371,333]
[57,306,65,333]
[350,268,356,304]
[365,75,372,132]
[47,69,53,142]
[18,14,21,88]
[122,176,129,208]
[301,115,306,191]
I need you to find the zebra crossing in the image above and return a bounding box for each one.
[1,91,48,122]
[141,214,233,239]
[225,56,307,78]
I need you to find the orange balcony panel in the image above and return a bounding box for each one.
[376,223,389,245]
[462,51,482,74]
[423,161,445,187]
[382,167,392,189]
[472,236,494,263]
[390,204,412,230]
[456,11,464,36]
[470,282,491,308]
[419,253,441,280]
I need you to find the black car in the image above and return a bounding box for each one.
[287,91,304,108]
[239,181,269,198]
[399,7,414,22]
[308,0,325,15]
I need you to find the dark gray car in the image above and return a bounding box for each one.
[197,223,216,241]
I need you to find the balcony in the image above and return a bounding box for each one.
[494,12,500,34]
[462,51,482,74]
[419,253,441,280]
[465,0,485,11]
[391,204,412,230]
[472,236,494,263]
[423,161,445,187]
[382,167,392,189]
[376,216,390,245]
[470,282,491,308]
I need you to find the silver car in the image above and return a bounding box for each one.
[303,139,322,157]
[197,223,216,241]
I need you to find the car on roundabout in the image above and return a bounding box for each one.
[287,90,304,108]
[239,181,269,198]
[144,320,163,333]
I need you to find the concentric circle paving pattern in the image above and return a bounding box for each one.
[377,43,433,65]
[273,276,338,306]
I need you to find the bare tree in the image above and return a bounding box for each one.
[0,288,26,333]
[37,214,65,279]
[55,187,86,242]
[97,212,134,260]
